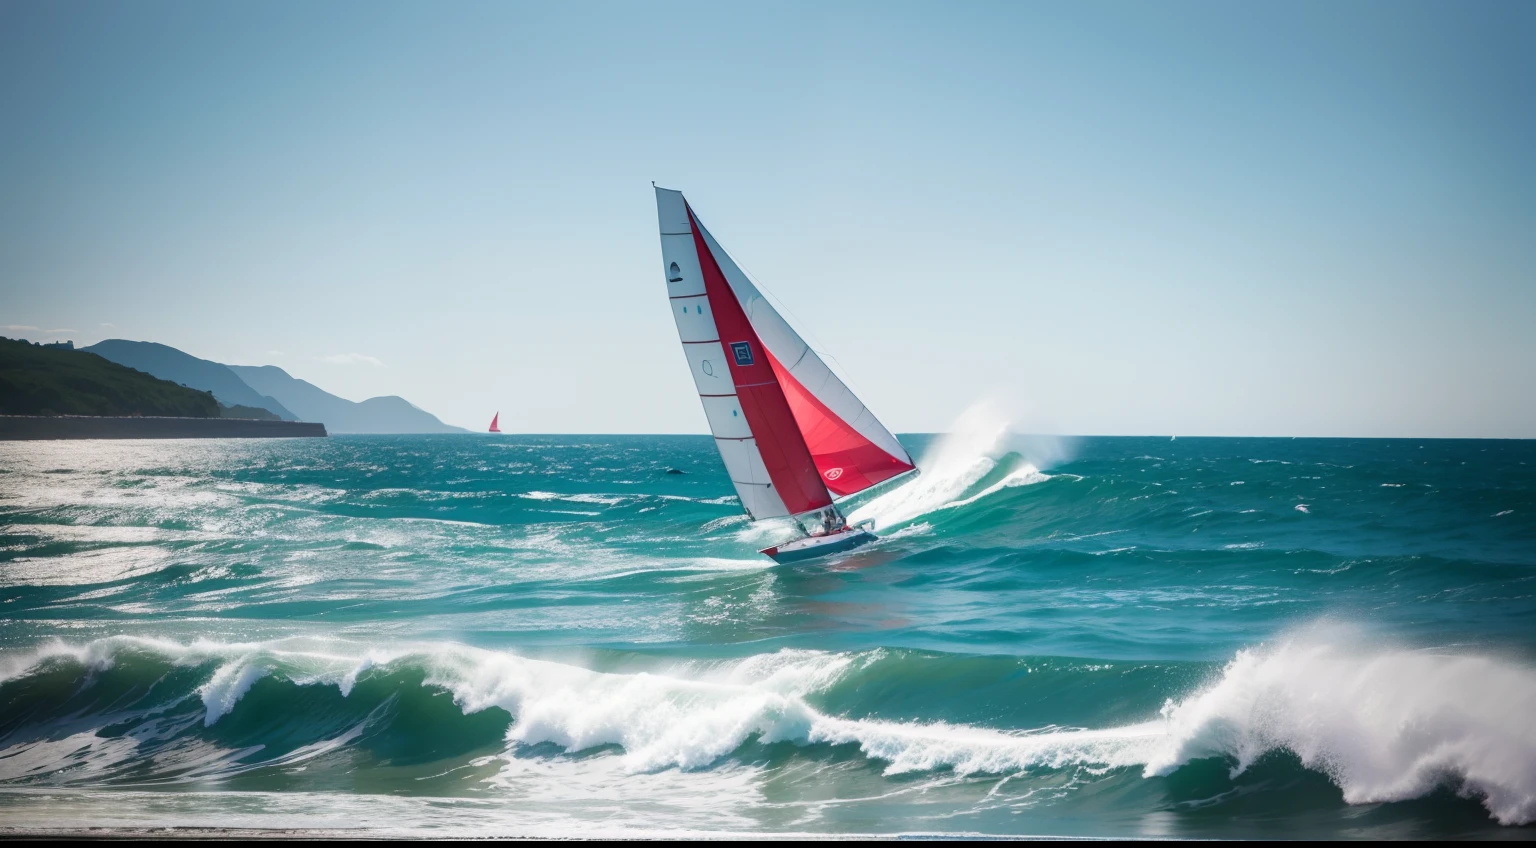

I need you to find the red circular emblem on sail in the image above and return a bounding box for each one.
[824,468,844,481]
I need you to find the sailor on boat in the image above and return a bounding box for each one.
[796,506,839,537]
[653,186,918,563]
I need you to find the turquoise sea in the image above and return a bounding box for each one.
[0,428,1533,838]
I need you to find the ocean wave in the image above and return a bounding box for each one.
[1145,623,1536,825]
[849,404,1050,531]
[519,491,627,506]
[2,628,1531,824]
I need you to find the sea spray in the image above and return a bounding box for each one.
[5,630,1534,825]
[1144,624,1536,825]
[849,401,1039,530]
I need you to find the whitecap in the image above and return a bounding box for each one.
[1144,624,1536,826]
[9,629,1534,826]
[848,402,1049,531]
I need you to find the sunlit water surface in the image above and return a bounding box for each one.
[1,433,1533,838]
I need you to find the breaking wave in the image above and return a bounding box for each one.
[2,625,1531,824]
[1147,623,1536,825]
[849,403,1052,531]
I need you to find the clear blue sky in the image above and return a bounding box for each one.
[2,0,1531,437]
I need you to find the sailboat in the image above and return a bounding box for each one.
[654,187,917,563]
[488,412,501,434]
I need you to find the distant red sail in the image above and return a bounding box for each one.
[488,412,500,433]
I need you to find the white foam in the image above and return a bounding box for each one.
[1,545,174,588]
[880,522,933,540]
[849,402,1048,531]
[941,465,1051,511]
[1145,624,1536,824]
[6,629,1534,824]
[731,517,794,544]
[518,491,625,506]
[809,717,1164,776]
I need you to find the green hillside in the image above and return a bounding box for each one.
[220,403,280,420]
[0,337,220,417]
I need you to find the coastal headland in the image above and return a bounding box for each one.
[0,415,326,440]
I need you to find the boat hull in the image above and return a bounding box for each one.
[760,527,876,563]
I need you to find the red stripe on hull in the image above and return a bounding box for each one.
[687,207,832,516]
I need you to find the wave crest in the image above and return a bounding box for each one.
[1147,624,1536,825]
[850,403,1051,531]
[2,628,1533,824]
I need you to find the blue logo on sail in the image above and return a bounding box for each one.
[730,342,754,366]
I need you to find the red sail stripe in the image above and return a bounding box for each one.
[766,351,915,497]
[687,206,832,516]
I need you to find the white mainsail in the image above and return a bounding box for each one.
[656,188,793,519]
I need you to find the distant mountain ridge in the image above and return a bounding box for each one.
[81,341,297,421]
[229,365,465,434]
[82,339,465,434]
[0,337,221,418]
